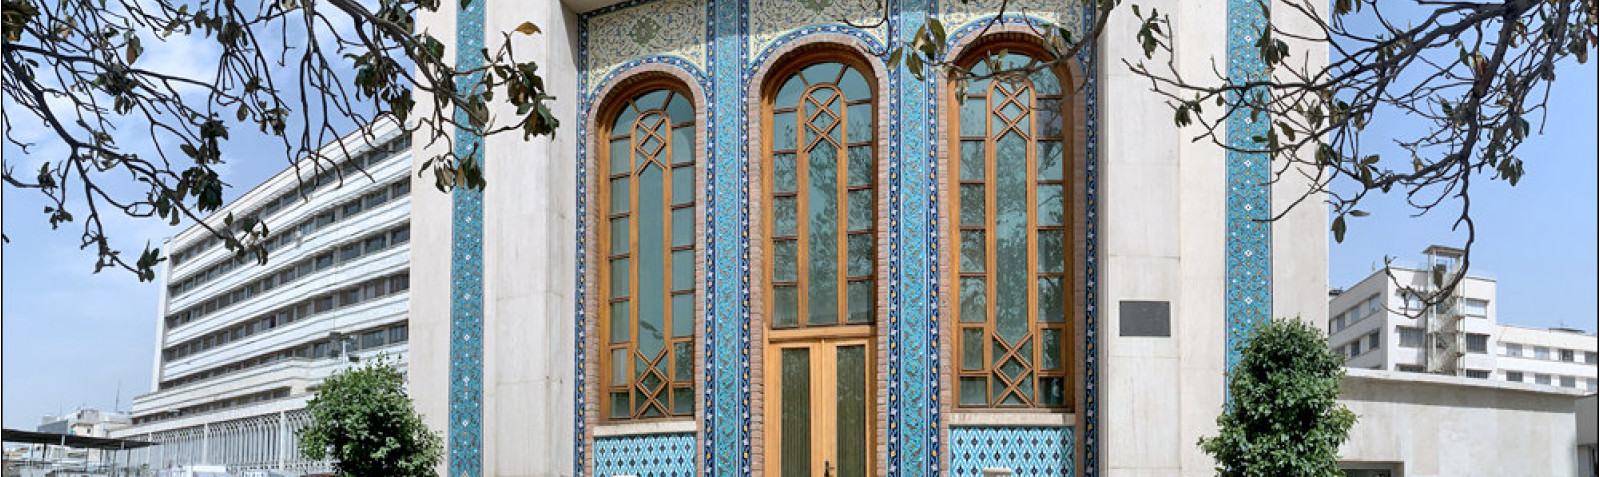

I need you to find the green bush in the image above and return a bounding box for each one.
[299,358,442,477]
[1199,317,1358,477]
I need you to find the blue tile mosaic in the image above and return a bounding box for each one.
[949,427,1075,477]
[449,0,486,474]
[594,433,698,477]
[1225,0,1272,375]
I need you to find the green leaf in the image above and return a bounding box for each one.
[1331,215,1346,243]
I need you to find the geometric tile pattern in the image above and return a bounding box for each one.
[886,0,935,475]
[450,0,486,473]
[594,433,699,477]
[949,427,1075,477]
[582,0,708,95]
[1224,0,1272,375]
[704,0,752,474]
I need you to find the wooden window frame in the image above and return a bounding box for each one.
[946,39,1076,410]
[760,50,881,339]
[597,77,699,422]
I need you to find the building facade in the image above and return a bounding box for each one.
[109,119,415,473]
[1328,246,1598,392]
[407,0,1329,476]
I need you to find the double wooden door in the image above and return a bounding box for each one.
[763,332,874,477]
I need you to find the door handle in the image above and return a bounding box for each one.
[824,460,833,477]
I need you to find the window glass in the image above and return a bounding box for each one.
[1465,369,1489,379]
[1506,371,1523,382]
[1465,333,1489,353]
[602,86,698,420]
[1398,327,1425,348]
[1560,376,1576,388]
[1535,347,1551,360]
[1504,343,1522,357]
[1367,333,1379,350]
[948,52,1071,409]
[1535,374,1551,385]
[1463,298,1488,316]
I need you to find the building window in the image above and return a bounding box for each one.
[948,47,1073,409]
[1560,375,1576,388]
[1465,333,1488,354]
[1535,374,1551,385]
[1586,379,1597,391]
[599,84,698,420]
[1587,351,1598,364]
[1504,343,1522,357]
[1396,364,1424,373]
[1364,295,1381,316]
[1506,371,1523,382]
[1534,346,1551,360]
[1398,290,1424,312]
[1464,369,1489,379]
[1398,327,1424,348]
[1559,349,1575,362]
[1463,298,1488,317]
[1367,332,1380,350]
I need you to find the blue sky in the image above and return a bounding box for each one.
[3,7,1596,431]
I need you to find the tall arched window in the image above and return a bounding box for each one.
[600,85,696,420]
[766,61,876,327]
[949,46,1073,409]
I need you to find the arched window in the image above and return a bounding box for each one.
[599,85,697,420]
[948,46,1073,409]
[765,61,877,328]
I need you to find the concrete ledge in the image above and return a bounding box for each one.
[1343,367,1592,397]
[591,419,697,437]
[946,412,1074,428]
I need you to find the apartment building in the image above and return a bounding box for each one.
[109,119,412,473]
[1329,246,1597,392]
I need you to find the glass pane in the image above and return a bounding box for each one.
[846,104,872,143]
[610,258,630,298]
[609,138,630,173]
[672,165,694,202]
[960,184,985,226]
[848,190,873,232]
[1038,277,1064,322]
[609,177,630,214]
[1040,377,1065,406]
[839,67,870,101]
[609,217,629,255]
[960,141,985,180]
[1037,99,1063,137]
[959,277,987,323]
[780,348,811,477]
[673,387,693,414]
[673,207,694,247]
[673,250,693,290]
[613,105,638,133]
[960,96,986,136]
[773,240,798,282]
[848,234,873,277]
[673,294,693,337]
[994,132,1029,343]
[960,376,987,405]
[962,328,983,370]
[773,196,798,236]
[848,146,872,186]
[666,93,693,122]
[802,62,843,84]
[1031,69,1060,95]
[1037,184,1063,226]
[610,391,630,418]
[609,302,629,344]
[611,348,628,385]
[1040,328,1063,371]
[772,285,799,328]
[1036,140,1062,180]
[960,230,985,273]
[773,153,797,192]
[807,140,840,326]
[836,345,867,477]
[774,113,799,151]
[776,76,806,108]
[674,342,692,381]
[847,280,873,324]
[638,90,670,110]
[1019,372,1035,401]
[671,126,694,167]
[1038,230,1064,273]
[638,164,666,359]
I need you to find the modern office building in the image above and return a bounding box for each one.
[1328,246,1598,392]
[109,119,413,473]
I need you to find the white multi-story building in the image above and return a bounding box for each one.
[1329,245,1598,393]
[110,119,413,474]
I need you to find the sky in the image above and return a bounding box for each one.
[2,5,1596,431]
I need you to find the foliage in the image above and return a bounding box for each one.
[1198,318,1357,477]
[1,0,556,279]
[882,0,1597,308]
[298,358,442,477]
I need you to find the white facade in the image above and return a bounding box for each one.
[1329,248,1598,393]
[110,119,414,474]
